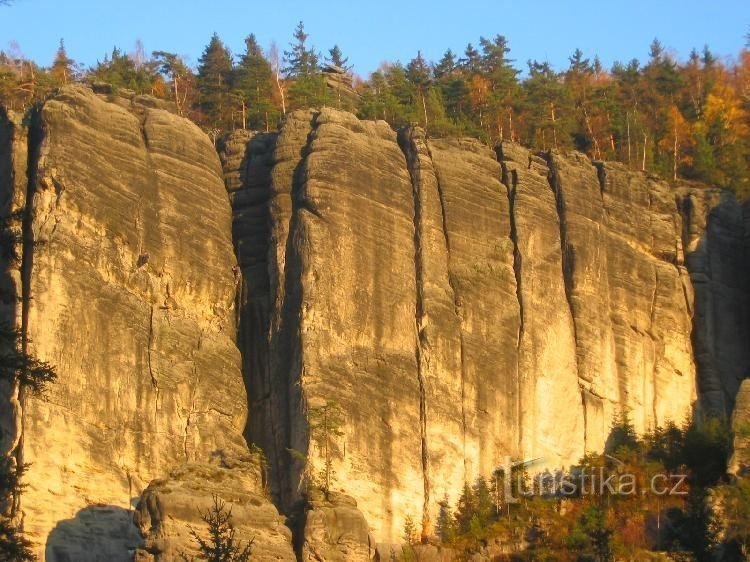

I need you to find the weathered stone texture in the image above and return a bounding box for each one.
[223,112,705,545]
[5,96,749,557]
[678,187,750,416]
[134,457,295,561]
[546,154,696,443]
[299,488,373,562]
[1,86,247,559]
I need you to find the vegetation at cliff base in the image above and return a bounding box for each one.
[413,415,749,561]
[1,24,748,195]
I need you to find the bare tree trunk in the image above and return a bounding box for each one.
[276,73,286,115]
[583,106,602,159]
[172,75,182,115]
[626,112,631,166]
[673,125,678,181]
[508,106,514,141]
[269,43,286,115]
[550,103,558,150]
[241,100,247,130]
[642,133,647,172]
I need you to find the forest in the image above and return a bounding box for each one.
[1,22,749,196]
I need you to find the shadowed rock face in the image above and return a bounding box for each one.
[1,86,247,558]
[134,456,295,562]
[218,109,742,545]
[678,188,750,417]
[3,93,749,557]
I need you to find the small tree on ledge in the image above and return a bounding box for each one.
[183,494,253,562]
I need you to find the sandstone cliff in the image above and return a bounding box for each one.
[1,86,248,560]
[219,109,717,545]
[2,92,749,559]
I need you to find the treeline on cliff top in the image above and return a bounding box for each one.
[1,22,749,195]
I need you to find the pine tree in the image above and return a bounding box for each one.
[196,33,233,129]
[152,51,194,116]
[478,35,520,140]
[406,51,432,126]
[50,39,75,86]
[283,22,326,109]
[0,458,34,561]
[434,49,457,79]
[89,46,157,94]
[186,495,253,562]
[308,401,345,492]
[461,43,481,73]
[283,21,318,78]
[325,45,350,72]
[233,34,277,130]
[0,209,56,558]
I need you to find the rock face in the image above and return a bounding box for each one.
[677,187,750,417]
[3,94,750,557]
[134,456,295,561]
[298,488,374,562]
[219,110,709,545]
[321,65,360,112]
[0,86,248,559]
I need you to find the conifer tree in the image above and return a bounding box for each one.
[325,45,350,71]
[89,46,157,94]
[283,21,318,78]
[461,43,481,73]
[196,33,233,129]
[434,49,457,79]
[283,21,326,109]
[406,51,432,126]
[233,34,276,130]
[50,39,75,86]
[186,495,253,562]
[152,51,194,116]
[478,35,519,140]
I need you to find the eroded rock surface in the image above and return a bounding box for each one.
[299,488,373,562]
[678,187,750,417]
[221,110,712,545]
[3,95,749,557]
[1,85,247,559]
[134,456,295,561]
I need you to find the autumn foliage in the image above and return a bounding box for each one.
[1,29,748,196]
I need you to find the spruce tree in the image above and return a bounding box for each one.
[283,22,326,109]
[283,21,318,78]
[325,45,350,71]
[187,495,252,562]
[406,51,432,126]
[197,33,233,129]
[233,34,276,130]
[50,39,75,86]
[434,49,457,79]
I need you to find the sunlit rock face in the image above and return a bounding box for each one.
[221,109,711,544]
[1,86,247,559]
[3,90,748,556]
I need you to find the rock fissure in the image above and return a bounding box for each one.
[427,140,469,477]
[499,160,524,352]
[397,126,432,538]
[13,107,43,519]
[6,92,749,558]
[146,304,159,427]
[545,153,581,373]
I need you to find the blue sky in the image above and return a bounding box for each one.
[2,0,748,77]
